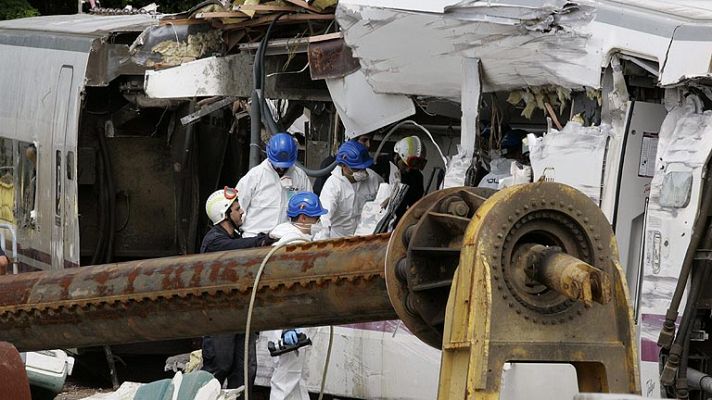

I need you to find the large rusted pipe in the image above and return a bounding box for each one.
[0,235,396,352]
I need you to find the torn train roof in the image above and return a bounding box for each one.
[0,14,158,36]
[336,0,712,98]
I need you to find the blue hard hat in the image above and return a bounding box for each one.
[287,191,328,218]
[267,133,298,169]
[336,141,373,170]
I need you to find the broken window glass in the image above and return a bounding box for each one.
[0,138,38,228]
[0,138,14,224]
[660,171,693,208]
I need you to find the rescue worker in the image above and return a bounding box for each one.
[267,192,328,400]
[270,191,327,245]
[319,141,383,238]
[200,187,273,391]
[392,136,427,223]
[237,133,312,238]
[477,129,527,190]
[313,133,372,196]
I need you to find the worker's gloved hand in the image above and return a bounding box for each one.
[255,232,278,247]
[282,329,299,346]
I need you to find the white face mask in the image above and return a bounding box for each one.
[352,170,369,182]
[280,176,294,188]
[309,221,325,236]
[293,221,324,237]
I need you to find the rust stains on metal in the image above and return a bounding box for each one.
[0,235,395,351]
[517,244,612,307]
[308,38,361,80]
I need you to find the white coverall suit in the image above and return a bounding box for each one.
[477,157,514,190]
[319,166,382,238]
[236,159,312,238]
[267,222,313,400]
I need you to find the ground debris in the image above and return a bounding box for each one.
[55,380,109,400]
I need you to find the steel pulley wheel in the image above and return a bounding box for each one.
[385,187,495,349]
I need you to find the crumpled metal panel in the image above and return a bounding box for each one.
[336,0,598,98]
[0,235,396,352]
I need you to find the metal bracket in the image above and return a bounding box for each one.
[694,250,712,261]
[180,97,237,126]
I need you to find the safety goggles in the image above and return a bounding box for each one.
[223,186,238,200]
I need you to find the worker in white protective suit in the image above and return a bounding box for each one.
[236,133,312,238]
[319,141,383,238]
[477,129,529,190]
[266,191,328,400]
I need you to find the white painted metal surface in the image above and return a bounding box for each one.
[0,42,88,270]
[144,54,253,99]
[325,69,415,138]
[0,15,152,270]
[256,324,440,400]
[459,57,480,158]
[0,14,156,34]
[612,102,667,299]
[335,0,712,98]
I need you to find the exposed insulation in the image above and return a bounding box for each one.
[506,86,573,119]
[149,30,224,67]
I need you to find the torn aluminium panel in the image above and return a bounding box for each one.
[336,0,712,99]
[326,69,415,137]
[144,54,253,98]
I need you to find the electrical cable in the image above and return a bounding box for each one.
[243,237,307,400]
[317,325,334,400]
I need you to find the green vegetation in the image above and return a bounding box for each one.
[0,0,198,20]
[0,0,39,20]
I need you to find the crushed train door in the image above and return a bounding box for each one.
[613,101,667,315]
[50,66,73,270]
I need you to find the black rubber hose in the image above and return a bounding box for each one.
[91,154,106,266]
[687,368,712,394]
[295,160,337,178]
[659,167,712,349]
[661,263,706,387]
[97,128,116,264]
[249,91,261,168]
[256,13,287,135]
[177,103,196,254]
[250,13,287,165]
[249,11,334,177]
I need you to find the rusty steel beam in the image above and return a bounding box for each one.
[0,235,395,352]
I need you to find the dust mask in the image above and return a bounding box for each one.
[293,221,324,237]
[352,170,369,182]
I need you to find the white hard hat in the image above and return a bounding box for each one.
[205,187,238,225]
[394,136,427,168]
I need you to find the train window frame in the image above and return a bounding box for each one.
[66,151,74,181]
[55,149,61,225]
[20,142,38,230]
[0,137,38,229]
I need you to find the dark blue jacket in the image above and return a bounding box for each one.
[200,225,268,253]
